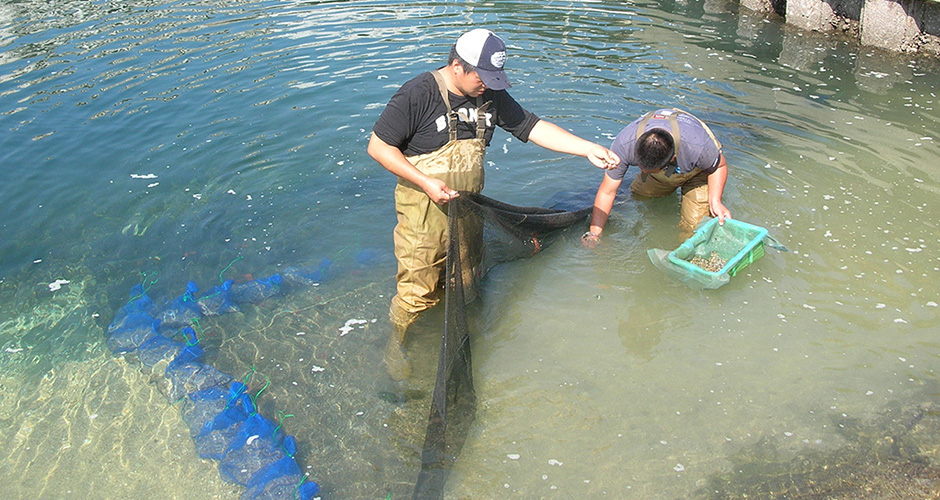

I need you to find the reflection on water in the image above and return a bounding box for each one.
[1,0,939,498]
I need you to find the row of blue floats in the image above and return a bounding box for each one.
[105,259,334,499]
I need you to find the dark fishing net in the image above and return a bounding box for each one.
[412,192,591,499]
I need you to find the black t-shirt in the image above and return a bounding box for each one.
[372,71,540,157]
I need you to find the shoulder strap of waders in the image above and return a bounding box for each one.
[430,70,458,142]
[430,70,486,142]
[670,107,721,150]
[475,100,491,140]
[635,109,683,154]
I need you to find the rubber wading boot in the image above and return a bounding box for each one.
[385,306,418,381]
[384,321,411,381]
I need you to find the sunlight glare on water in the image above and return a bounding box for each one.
[1,0,938,498]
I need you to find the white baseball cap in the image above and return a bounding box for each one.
[455,29,511,90]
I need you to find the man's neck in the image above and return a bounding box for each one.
[436,67,463,97]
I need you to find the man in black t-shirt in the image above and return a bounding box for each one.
[368,28,620,380]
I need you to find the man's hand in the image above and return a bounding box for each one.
[422,178,459,205]
[709,200,732,225]
[587,145,620,170]
[706,156,730,224]
[581,231,600,249]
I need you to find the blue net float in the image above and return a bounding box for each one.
[104,263,328,499]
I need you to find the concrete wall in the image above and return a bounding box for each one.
[786,0,862,35]
[740,0,940,56]
[741,0,786,14]
[860,0,940,53]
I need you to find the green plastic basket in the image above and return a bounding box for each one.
[667,218,769,279]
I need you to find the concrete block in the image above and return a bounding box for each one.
[787,0,839,31]
[861,0,921,50]
[741,0,776,13]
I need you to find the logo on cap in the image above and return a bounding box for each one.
[490,51,506,69]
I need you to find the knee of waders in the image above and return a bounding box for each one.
[679,185,710,237]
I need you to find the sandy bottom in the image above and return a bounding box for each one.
[0,355,242,499]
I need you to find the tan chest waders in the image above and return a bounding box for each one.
[389,71,490,328]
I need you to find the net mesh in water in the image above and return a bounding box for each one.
[412,192,591,499]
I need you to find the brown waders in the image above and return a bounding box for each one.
[628,108,721,239]
[385,71,489,380]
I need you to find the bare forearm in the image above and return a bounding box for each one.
[528,120,620,169]
[707,164,728,205]
[590,193,615,235]
[589,175,622,235]
[706,154,731,221]
[529,120,596,156]
[368,133,423,184]
[368,132,456,204]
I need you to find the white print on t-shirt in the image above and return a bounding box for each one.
[435,106,493,132]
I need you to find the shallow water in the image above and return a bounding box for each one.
[1,0,939,498]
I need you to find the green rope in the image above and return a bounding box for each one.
[187,318,205,346]
[238,367,270,416]
[181,283,196,303]
[126,271,158,305]
[242,366,256,386]
[249,374,271,414]
[218,256,243,284]
[274,410,295,452]
[193,256,245,302]
[170,325,198,347]
[228,366,258,408]
[293,475,310,500]
[198,288,221,301]
[141,271,158,293]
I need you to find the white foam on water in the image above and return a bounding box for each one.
[338,318,368,336]
[48,279,69,291]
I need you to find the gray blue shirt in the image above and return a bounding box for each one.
[608,109,722,181]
